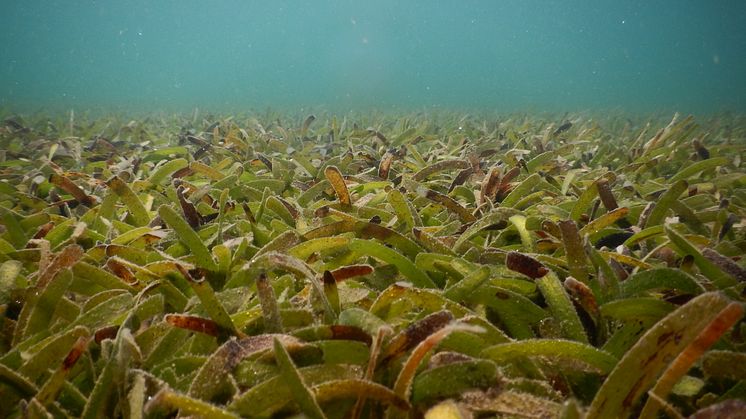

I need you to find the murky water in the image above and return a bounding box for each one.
[1,1,745,113]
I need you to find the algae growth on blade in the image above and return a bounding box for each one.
[0,112,745,418]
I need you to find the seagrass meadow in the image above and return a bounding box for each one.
[0,111,745,418]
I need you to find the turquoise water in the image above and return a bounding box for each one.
[1,1,745,113]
